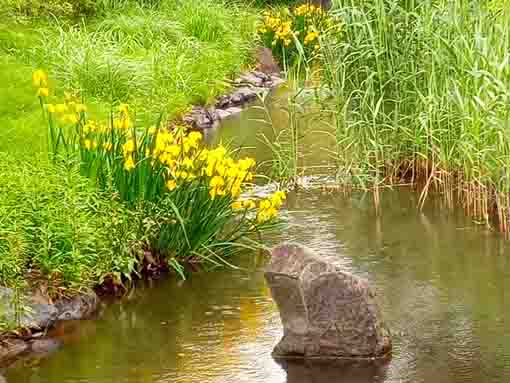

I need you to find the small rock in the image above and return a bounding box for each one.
[270,76,286,87]
[207,107,220,122]
[238,73,264,87]
[183,106,219,129]
[252,70,270,81]
[230,92,244,105]
[224,107,243,116]
[216,109,232,120]
[29,338,61,355]
[55,293,98,321]
[236,87,258,101]
[216,95,232,109]
[0,287,58,330]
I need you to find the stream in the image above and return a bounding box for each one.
[5,93,510,383]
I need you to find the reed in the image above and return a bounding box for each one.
[309,0,510,231]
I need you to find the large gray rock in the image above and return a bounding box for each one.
[265,244,391,360]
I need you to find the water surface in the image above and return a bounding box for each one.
[5,100,510,383]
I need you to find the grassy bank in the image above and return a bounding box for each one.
[0,0,258,158]
[0,0,289,332]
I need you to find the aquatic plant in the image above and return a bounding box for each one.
[310,0,510,232]
[258,3,342,66]
[35,74,286,277]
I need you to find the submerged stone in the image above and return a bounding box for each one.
[29,338,62,355]
[55,293,98,321]
[264,244,391,360]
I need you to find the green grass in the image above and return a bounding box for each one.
[0,0,259,156]
[0,56,46,157]
[25,1,258,114]
[0,155,143,291]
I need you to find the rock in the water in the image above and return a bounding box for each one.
[182,106,218,129]
[264,244,391,360]
[237,73,264,87]
[224,107,243,117]
[216,109,232,120]
[29,338,62,355]
[55,293,98,321]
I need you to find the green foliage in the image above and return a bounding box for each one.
[0,155,143,289]
[34,90,285,277]
[27,1,257,113]
[310,0,510,222]
[0,0,97,18]
[258,3,342,66]
[0,0,282,293]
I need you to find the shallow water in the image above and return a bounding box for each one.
[5,101,510,383]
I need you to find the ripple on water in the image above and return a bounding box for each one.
[5,189,510,383]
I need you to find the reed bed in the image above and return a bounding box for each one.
[307,0,510,232]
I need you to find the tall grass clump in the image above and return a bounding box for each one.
[310,0,510,231]
[31,0,258,115]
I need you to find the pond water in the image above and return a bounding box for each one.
[5,95,510,383]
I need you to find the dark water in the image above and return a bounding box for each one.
[5,100,510,383]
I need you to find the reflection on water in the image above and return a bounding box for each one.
[209,89,337,176]
[5,188,510,383]
[277,359,389,383]
[5,101,510,382]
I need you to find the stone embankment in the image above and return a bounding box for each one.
[182,70,285,130]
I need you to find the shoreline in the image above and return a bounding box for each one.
[0,65,285,368]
